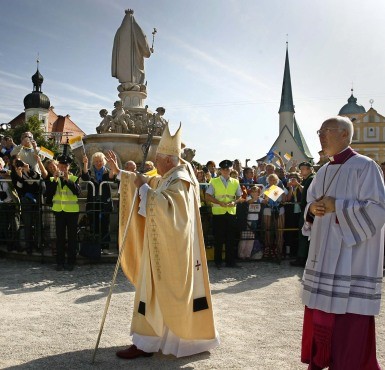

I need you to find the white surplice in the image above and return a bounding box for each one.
[301,153,385,315]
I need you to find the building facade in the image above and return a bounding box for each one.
[338,91,385,164]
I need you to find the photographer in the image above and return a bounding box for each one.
[45,155,80,271]
[11,132,40,174]
[10,156,42,254]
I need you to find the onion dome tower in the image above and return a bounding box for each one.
[338,89,366,115]
[23,58,51,129]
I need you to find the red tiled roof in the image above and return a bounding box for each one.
[8,108,86,144]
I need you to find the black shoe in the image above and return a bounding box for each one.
[65,264,74,271]
[56,264,65,271]
[215,263,222,270]
[290,259,306,267]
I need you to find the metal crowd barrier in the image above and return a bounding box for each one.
[0,178,120,262]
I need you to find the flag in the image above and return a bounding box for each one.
[266,147,276,163]
[284,153,292,161]
[69,136,83,150]
[275,160,281,168]
[264,185,284,202]
[39,146,54,160]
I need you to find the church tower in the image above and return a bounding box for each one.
[23,59,51,131]
[278,42,295,135]
[258,43,313,166]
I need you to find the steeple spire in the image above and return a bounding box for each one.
[278,42,295,114]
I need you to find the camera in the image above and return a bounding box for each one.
[58,171,64,177]
[15,159,25,168]
[0,169,7,174]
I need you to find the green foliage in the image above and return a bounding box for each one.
[9,115,59,154]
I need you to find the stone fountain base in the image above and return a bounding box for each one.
[72,133,184,169]
[72,133,160,168]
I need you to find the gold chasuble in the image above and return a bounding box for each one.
[118,164,216,341]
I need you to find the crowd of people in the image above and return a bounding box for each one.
[196,153,316,267]
[0,130,384,272]
[0,131,118,270]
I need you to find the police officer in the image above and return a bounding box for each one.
[205,160,242,269]
[46,155,81,271]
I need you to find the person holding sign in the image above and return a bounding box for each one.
[262,174,288,260]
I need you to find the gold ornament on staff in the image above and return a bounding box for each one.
[150,27,157,53]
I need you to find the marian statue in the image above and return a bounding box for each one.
[111,9,152,91]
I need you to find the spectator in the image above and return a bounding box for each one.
[275,167,288,187]
[46,155,81,271]
[229,169,239,179]
[143,160,154,173]
[196,169,212,245]
[10,155,42,254]
[39,158,59,254]
[82,152,115,255]
[1,154,11,172]
[290,162,315,267]
[206,160,217,178]
[233,159,243,180]
[1,136,15,158]
[241,167,257,197]
[0,157,20,251]
[205,159,243,269]
[124,160,137,172]
[284,172,303,258]
[246,185,263,233]
[11,132,41,174]
[238,185,264,260]
[257,164,284,188]
[262,173,288,260]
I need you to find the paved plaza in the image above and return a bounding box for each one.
[1,258,384,370]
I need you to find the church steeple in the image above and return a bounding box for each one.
[279,42,295,113]
[279,42,295,134]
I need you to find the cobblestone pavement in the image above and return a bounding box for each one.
[0,258,384,369]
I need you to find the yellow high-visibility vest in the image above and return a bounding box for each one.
[210,177,238,215]
[51,175,79,213]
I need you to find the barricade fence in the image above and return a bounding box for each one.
[0,178,301,261]
[0,179,119,261]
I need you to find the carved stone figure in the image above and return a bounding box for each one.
[181,148,196,163]
[111,101,132,133]
[111,9,151,91]
[96,109,113,133]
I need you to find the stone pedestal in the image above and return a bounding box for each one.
[119,90,147,109]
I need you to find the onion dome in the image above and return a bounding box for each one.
[23,63,50,110]
[339,90,366,115]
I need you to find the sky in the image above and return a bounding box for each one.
[1,0,385,166]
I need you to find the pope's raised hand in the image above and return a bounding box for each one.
[105,150,120,175]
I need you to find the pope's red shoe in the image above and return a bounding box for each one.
[116,344,154,359]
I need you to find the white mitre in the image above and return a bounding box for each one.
[156,123,182,158]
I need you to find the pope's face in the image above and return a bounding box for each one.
[155,154,174,176]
